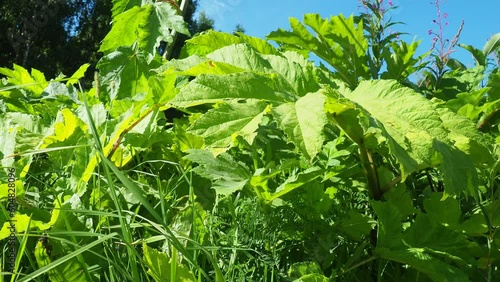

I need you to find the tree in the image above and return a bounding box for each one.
[195,11,215,33]
[0,0,211,83]
[0,0,113,79]
[233,23,245,34]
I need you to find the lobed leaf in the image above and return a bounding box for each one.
[101,3,188,61]
[188,100,269,151]
[272,91,328,159]
[338,80,487,197]
[184,149,251,195]
[169,72,292,108]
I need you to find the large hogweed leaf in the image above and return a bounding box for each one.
[0,112,47,168]
[187,100,269,152]
[331,80,491,197]
[185,149,324,200]
[265,167,324,202]
[169,72,293,108]
[273,91,328,159]
[0,64,48,96]
[372,193,483,282]
[435,107,493,164]
[267,14,370,88]
[184,149,251,195]
[260,50,320,95]
[100,2,189,61]
[172,43,320,96]
[169,37,325,157]
[181,30,279,58]
[97,46,159,102]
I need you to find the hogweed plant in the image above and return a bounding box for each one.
[0,0,499,281]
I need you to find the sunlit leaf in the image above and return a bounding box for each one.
[184,149,251,195]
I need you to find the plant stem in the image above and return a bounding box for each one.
[359,141,381,200]
[107,105,159,159]
[342,256,377,275]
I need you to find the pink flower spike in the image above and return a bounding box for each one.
[389,0,393,5]
[444,13,448,18]
[428,29,433,35]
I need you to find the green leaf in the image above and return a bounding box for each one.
[182,31,244,57]
[340,210,374,241]
[182,30,279,58]
[34,237,90,282]
[0,64,48,96]
[272,91,328,159]
[66,64,90,86]
[100,5,151,54]
[97,46,155,101]
[372,201,403,249]
[184,149,251,195]
[268,14,369,88]
[459,44,486,66]
[376,248,468,282]
[179,60,247,76]
[235,33,280,55]
[382,40,423,80]
[169,72,292,108]
[262,51,320,95]
[435,143,478,198]
[143,243,196,282]
[487,68,500,101]
[172,118,204,153]
[148,71,179,105]
[325,98,365,144]
[100,3,188,60]
[0,112,45,167]
[288,262,326,280]
[143,2,190,61]
[482,33,500,58]
[201,43,319,95]
[383,185,416,218]
[426,192,462,226]
[340,80,483,196]
[267,167,324,201]
[188,100,268,151]
[111,0,143,19]
[206,44,273,73]
[436,107,492,164]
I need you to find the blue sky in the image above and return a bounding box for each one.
[197,0,499,66]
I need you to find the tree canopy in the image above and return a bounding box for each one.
[0,0,214,79]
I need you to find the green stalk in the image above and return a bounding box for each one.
[171,247,178,281]
[358,141,381,200]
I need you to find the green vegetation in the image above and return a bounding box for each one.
[1,0,499,281]
[0,0,213,82]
